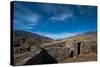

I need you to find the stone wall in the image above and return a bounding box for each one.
[45,47,69,61]
[13,46,41,65]
[13,40,97,65]
[80,42,97,54]
[44,42,65,48]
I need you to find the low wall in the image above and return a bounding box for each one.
[45,47,69,61]
[13,41,97,65]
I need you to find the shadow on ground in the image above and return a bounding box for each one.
[24,48,58,65]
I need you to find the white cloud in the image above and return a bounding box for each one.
[50,13,73,21]
[36,32,79,40]
[26,14,39,24]
[14,20,34,30]
[14,13,41,30]
[15,13,40,26]
[19,26,33,29]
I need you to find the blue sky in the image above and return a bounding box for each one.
[13,1,97,40]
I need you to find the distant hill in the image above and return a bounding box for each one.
[13,30,53,47]
[66,31,97,42]
[13,30,52,40]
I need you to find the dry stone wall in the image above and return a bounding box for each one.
[45,47,69,61]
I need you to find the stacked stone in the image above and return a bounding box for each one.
[45,47,69,61]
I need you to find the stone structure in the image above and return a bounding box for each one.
[13,39,96,65]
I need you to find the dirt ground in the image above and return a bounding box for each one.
[59,53,97,63]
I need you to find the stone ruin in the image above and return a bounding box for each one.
[13,39,97,65]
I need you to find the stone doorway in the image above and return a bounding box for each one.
[77,42,81,55]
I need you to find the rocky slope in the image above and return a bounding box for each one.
[13,30,53,47]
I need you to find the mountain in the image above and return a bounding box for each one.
[13,30,52,40]
[63,31,97,53]
[66,31,97,42]
[13,30,53,47]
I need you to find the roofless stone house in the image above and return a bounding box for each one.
[41,39,84,60]
[13,39,85,65]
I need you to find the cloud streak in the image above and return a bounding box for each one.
[25,14,40,25]
[14,12,40,30]
[50,13,73,21]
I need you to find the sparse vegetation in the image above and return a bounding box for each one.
[13,30,97,65]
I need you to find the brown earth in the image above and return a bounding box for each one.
[59,53,97,63]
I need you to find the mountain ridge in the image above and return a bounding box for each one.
[13,30,53,40]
